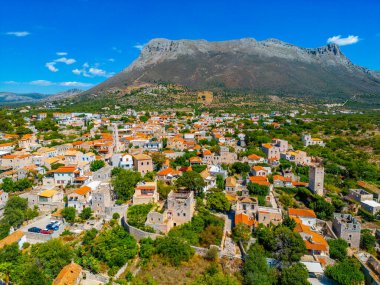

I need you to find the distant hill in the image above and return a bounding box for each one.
[0,92,49,104]
[0,89,83,105]
[82,38,380,103]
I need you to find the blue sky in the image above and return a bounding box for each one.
[1,0,380,93]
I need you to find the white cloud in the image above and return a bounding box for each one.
[108,58,115,62]
[72,63,114,78]
[6,31,30,37]
[327,35,359,46]
[55,57,76,65]
[88,67,107,77]
[56,52,68,56]
[45,62,58,72]
[45,55,76,72]
[30,80,54,86]
[59,81,93,87]
[133,44,145,51]
[4,80,93,88]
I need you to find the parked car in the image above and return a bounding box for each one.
[47,223,60,231]
[28,227,42,233]
[40,229,54,234]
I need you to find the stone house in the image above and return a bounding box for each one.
[257,207,282,227]
[261,143,280,159]
[332,213,361,249]
[133,153,153,175]
[68,186,92,213]
[91,183,112,218]
[348,188,374,203]
[132,181,159,205]
[225,176,237,192]
[302,134,325,147]
[145,190,195,233]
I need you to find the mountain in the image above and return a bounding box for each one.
[0,92,49,104]
[83,38,380,102]
[0,89,83,105]
[43,88,83,101]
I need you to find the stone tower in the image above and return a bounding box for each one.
[309,159,324,196]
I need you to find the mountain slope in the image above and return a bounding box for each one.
[0,89,83,105]
[0,92,49,104]
[83,38,380,102]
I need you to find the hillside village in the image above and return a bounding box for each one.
[0,108,379,285]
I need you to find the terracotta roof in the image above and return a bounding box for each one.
[53,166,76,173]
[252,166,265,172]
[39,189,58,198]
[247,154,262,160]
[0,230,24,249]
[288,208,316,218]
[189,156,202,162]
[235,213,257,227]
[53,263,82,285]
[157,167,180,176]
[262,143,273,149]
[133,153,152,160]
[74,186,91,195]
[225,176,236,187]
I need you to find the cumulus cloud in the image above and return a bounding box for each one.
[327,35,359,46]
[4,80,93,88]
[56,52,67,56]
[133,44,145,51]
[45,55,76,72]
[6,31,30,37]
[72,63,114,78]
[45,62,58,72]
[59,81,93,87]
[55,57,76,65]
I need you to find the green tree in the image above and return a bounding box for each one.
[242,243,277,285]
[112,169,142,201]
[230,162,250,174]
[139,237,155,260]
[216,174,225,190]
[360,229,376,252]
[79,207,92,220]
[127,204,153,229]
[247,182,269,196]
[328,238,348,261]
[30,239,74,281]
[61,207,76,223]
[82,229,98,245]
[157,180,174,200]
[91,226,138,271]
[232,223,252,243]
[175,171,206,194]
[280,263,310,285]
[90,160,105,172]
[206,192,231,212]
[325,258,364,285]
[282,215,296,230]
[257,225,306,264]
[156,236,194,266]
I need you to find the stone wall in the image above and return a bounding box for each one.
[121,216,163,241]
